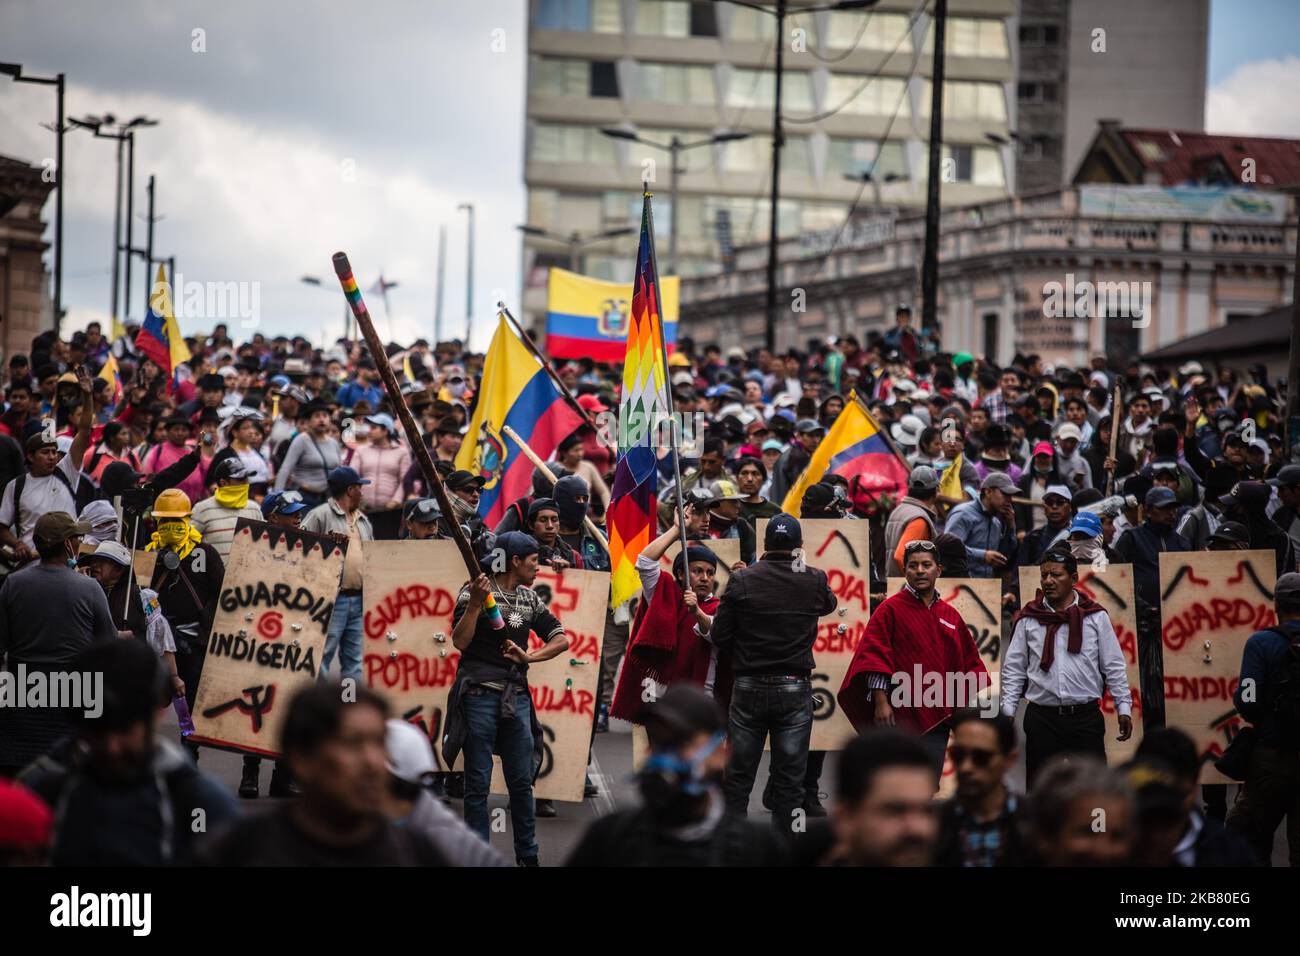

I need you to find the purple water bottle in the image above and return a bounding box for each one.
[173,694,195,737]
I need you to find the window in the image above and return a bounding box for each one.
[801,203,848,232]
[602,191,641,228]
[1019,23,1060,46]
[535,0,622,32]
[924,18,1009,59]
[1017,82,1057,104]
[636,62,715,105]
[917,145,1004,185]
[825,75,910,117]
[532,57,618,98]
[727,68,814,112]
[822,12,913,52]
[590,61,620,98]
[638,129,716,171]
[723,134,811,176]
[920,81,1006,122]
[635,0,689,36]
[530,124,618,166]
[730,6,777,42]
[689,2,719,37]
[825,139,910,180]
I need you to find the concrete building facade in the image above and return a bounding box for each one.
[678,184,1295,366]
[0,155,54,361]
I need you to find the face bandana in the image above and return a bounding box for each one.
[1069,535,1103,564]
[215,483,250,510]
[149,519,203,559]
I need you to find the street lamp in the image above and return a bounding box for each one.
[71,113,159,325]
[599,127,750,274]
[516,225,636,273]
[722,1,879,353]
[2,62,67,329]
[457,203,474,349]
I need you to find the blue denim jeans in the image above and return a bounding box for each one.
[462,684,538,860]
[322,593,363,681]
[724,675,813,832]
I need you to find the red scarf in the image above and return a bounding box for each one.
[609,572,721,722]
[1013,589,1105,672]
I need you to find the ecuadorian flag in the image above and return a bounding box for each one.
[782,393,910,516]
[455,315,585,527]
[546,268,679,363]
[135,265,191,393]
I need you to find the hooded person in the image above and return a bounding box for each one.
[552,473,609,572]
[78,498,121,546]
[493,464,569,534]
[526,496,580,569]
[610,521,730,722]
[1221,480,1295,577]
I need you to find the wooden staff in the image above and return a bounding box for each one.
[1106,382,1122,496]
[500,425,609,550]
[333,252,504,628]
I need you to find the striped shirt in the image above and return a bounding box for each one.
[189,497,264,560]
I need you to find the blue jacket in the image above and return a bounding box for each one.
[943,500,1017,578]
[334,381,384,409]
[1112,521,1190,611]
[1235,620,1300,747]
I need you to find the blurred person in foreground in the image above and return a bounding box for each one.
[1024,756,1135,866]
[934,710,1029,867]
[566,686,784,867]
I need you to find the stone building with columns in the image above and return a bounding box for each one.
[678,183,1295,367]
[0,154,54,360]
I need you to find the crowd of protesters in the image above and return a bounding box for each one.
[0,306,1297,868]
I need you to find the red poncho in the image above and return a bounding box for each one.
[838,587,987,735]
[610,571,725,722]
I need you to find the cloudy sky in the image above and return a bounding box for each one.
[1,0,1298,349]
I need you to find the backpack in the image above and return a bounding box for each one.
[9,466,77,533]
[1267,624,1300,740]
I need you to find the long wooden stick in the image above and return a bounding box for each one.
[501,425,609,550]
[1106,382,1122,496]
[333,253,478,575]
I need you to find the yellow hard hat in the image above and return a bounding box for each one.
[152,488,193,519]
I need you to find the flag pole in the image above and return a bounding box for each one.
[501,425,609,550]
[497,303,597,428]
[643,189,689,549]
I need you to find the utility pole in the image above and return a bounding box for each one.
[458,203,475,349]
[124,132,135,322]
[435,223,447,344]
[920,0,948,335]
[142,174,156,316]
[763,0,786,354]
[1287,206,1300,461]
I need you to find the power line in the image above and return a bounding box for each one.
[783,0,928,125]
[785,7,875,65]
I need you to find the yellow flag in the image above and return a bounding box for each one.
[938,452,964,499]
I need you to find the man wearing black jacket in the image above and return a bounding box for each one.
[935,711,1029,867]
[711,513,837,833]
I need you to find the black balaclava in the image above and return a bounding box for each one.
[553,474,590,531]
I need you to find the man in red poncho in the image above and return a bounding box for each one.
[839,539,988,785]
[610,523,729,720]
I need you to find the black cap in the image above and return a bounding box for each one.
[1209,520,1249,546]
[637,685,725,745]
[764,512,802,550]
[1269,464,1300,488]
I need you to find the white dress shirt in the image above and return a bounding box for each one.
[999,590,1132,716]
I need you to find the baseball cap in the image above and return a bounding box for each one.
[1274,572,1300,604]
[1178,361,1204,376]
[78,540,133,568]
[764,512,802,550]
[909,464,940,492]
[262,490,308,518]
[980,472,1016,494]
[1209,521,1249,546]
[404,497,443,523]
[637,684,726,743]
[1057,423,1082,442]
[953,352,974,368]
[384,719,436,785]
[708,479,743,501]
[1043,483,1074,503]
[684,486,718,510]
[364,412,397,435]
[795,418,825,435]
[1031,440,1055,459]
[326,465,372,490]
[445,469,486,492]
[1150,459,1181,476]
[576,393,609,414]
[1144,486,1177,508]
[1269,464,1300,488]
[1228,480,1271,508]
[1068,512,1103,538]
[211,457,251,483]
[32,511,90,547]
[24,432,56,454]
[0,779,52,852]
[761,439,784,453]
[495,531,540,561]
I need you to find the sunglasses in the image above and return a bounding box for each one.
[904,540,938,556]
[949,746,998,769]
